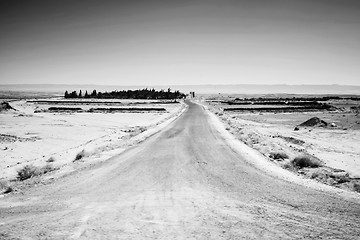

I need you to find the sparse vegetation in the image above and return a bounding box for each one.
[278,136,305,145]
[17,165,42,181]
[207,95,360,193]
[74,150,86,162]
[16,164,58,181]
[353,183,360,193]
[48,107,83,111]
[290,156,323,169]
[269,152,289,160]
[41,164,57,174]
[0,179,13,194]
[46,157,55,163]
[89,107,166,112]
[310,170,325,180]
[223,105,333,112]
[282,161,293,170]
[0,101,15,111]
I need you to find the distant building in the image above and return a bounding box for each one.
[189,91,195,98]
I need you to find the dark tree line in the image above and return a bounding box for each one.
[64,88,185,99]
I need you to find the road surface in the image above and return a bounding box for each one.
[1,100,360,239]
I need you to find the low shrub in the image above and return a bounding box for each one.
[353,183,360,193]
[309,169,328,181]
[328,171,350,184]
[310,171,321,179]
[74,150,86,162]
[269,152,289,160]
[282,161,294,170]
[46,157,55,163]
[41,164,57,174]
[3,186,13,194]
[290,156,323,169]
[48,107,82,111]
[17,165,41,181]
[16,164,58,181]
[0,180,12,194]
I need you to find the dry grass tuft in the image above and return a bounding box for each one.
[17,165,42,181]
[17,164,58,181]
[74,149,87,162]
[269,152,289,160]
[283,155,323,170]
[46,157,55,163]
[0,179,13,194]
[41,164,57,174]
[353,183,360,193]
[290,156,323,169]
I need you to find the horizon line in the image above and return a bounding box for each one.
[2,83,360,87]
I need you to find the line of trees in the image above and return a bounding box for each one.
[64,88,186,99]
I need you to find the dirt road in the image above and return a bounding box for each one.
[1,100,360,239]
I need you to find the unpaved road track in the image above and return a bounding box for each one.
[1,101,360,239]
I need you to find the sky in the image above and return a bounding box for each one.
[1,0,360,86]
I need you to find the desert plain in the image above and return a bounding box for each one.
[203,94,360,192]
[0,96,185,185]
[0,91,360,239]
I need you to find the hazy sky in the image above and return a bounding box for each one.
[1,0,360,86]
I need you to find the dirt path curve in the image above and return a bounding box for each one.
[1,100,360,239]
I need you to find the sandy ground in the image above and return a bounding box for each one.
[221,112,360,177]
[202,98,360,192]
[0,99,185,181]
[0,100,359,239]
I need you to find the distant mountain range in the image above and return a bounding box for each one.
[1,84,360,95]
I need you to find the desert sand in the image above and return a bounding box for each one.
[0,100,359,239]
[202,96,360,193]
[0,99,185,182]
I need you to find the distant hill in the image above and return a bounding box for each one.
[1,84,360,95]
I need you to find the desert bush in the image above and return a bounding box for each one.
[335,175,350,184]
[17,163,58,181]
[282,161,294,170]
[3,186,13,194]
[269,152,289,160]
[353,183,360,193]
[310,171,321,179]
[290,156,323,169]
[309,169,328,181]
[48,107,82,111]
[41,164,57,174]
[17,165,41,181]
[46,157,55,163]
[74,150,86,162]
[0,180,13,194]
[139,127,147,132]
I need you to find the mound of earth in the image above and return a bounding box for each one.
[298,117,327,127]
[0,102,15,111]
